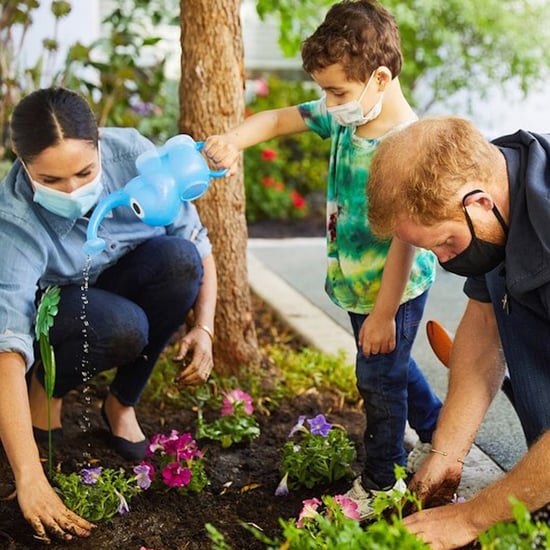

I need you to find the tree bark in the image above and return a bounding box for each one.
[179,0,261,373]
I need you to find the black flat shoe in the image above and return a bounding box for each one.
[100,401,148,461]
[33,427,63,447]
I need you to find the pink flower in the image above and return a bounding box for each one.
[333,495,361,520]
[161,462,192,488]
[261,148,277,161]
[255,77,269,97]
[220,388,254,416]
[296,497,322,527]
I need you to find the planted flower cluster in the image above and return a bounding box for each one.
[196,388,260,448]
[276,413,356,493]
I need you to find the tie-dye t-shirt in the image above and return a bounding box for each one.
[298,98,436,314]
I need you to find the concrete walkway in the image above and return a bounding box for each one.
[247,240,508,499]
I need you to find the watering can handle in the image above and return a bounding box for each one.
[195,141,229,178]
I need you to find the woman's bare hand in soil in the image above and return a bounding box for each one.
[18,474,94,543]
[174,327,213,385]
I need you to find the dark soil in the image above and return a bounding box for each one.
[0,217,367,550]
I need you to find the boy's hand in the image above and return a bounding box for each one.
[204,135,241,176]
[358,312,396,356]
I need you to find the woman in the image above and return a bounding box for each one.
[0,87,217,541]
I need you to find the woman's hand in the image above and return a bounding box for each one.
[174,326,214,385]
[17,470,95,543]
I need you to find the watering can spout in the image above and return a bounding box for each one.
[82,134,227,256]
[84,190,129,256]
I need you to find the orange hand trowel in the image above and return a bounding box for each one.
[426,320,452,368]
[425,319,515,405]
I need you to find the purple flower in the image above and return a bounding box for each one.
[80,467,103,485]
[307,414,332,437]
[288,415,306,438]
[115,489,130,515]
[274,472,289,497]
[134,462,154,490]
[451,493,466,504]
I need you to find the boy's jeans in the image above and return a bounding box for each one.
[35,236,203,406]
[349,290,442,489]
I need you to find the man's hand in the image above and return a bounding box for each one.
[403,500,481,550]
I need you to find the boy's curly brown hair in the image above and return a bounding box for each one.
[301,0,402,81]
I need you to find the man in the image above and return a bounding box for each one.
[367,115,550,549]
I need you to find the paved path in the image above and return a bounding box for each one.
[247,238,528,494]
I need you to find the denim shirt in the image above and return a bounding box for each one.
[0,127,212,368]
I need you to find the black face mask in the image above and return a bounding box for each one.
[439,189,508,277]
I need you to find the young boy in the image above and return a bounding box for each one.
[205,0,441,520]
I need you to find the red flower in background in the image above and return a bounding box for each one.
[290,190,306,210]
[261,148,277,161]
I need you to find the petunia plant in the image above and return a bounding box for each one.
[34,285,61,475]
[196,388,260,448]
[54,466,142,522]
[136,430,209,494]
[276,414,356,493]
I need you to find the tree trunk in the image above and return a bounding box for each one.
[179,0,261,374]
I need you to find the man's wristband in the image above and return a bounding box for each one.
[195,323,214,342]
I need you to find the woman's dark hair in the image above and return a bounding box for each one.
[10,87,98,162]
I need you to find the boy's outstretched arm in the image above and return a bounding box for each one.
[358,237,415,356]
[204,106,308,175]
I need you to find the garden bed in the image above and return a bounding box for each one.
[0,293,366,550]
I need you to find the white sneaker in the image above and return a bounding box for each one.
[406,440,432,473]
[343,476,407,521]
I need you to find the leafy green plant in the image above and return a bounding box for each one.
[244,76,330,222]
[196,388,260,448]
[477,498,550,549]
[0,1,72,162]
[266,345,360,406]
[277,414,355,492]
[209,468,427,549]
[34,285,61,476]
[137,430,209,494]
[54,466,141,522]
[60,0,175,141]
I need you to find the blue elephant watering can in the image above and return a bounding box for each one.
[83,134,226,256]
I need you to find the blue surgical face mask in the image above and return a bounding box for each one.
[29,146,103,219]
[327,71,383,127]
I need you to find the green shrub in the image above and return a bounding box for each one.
[244,76,330,222]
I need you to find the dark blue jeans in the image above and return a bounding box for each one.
[35,236,203,406]
[485,269,550,446]
[349,290,442,489]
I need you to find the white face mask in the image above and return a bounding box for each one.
[30,146,103,219]
[327,71,383,127]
